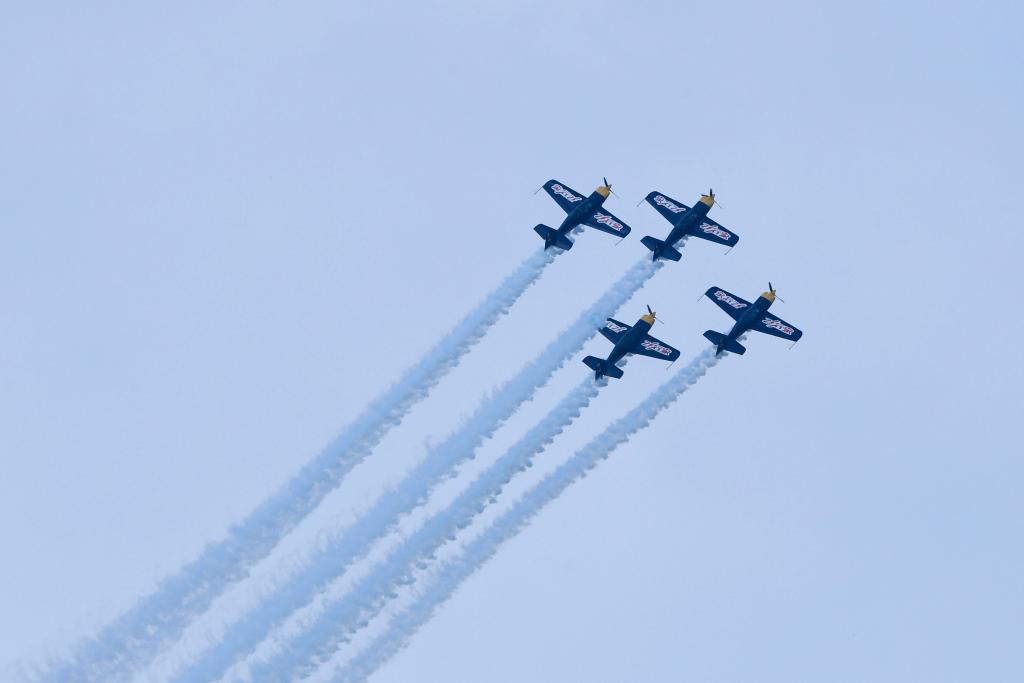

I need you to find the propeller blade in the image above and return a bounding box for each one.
[769,281,774,293]
[647,304,653,315]
[703,188,723,209]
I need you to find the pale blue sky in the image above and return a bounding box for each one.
[1,1,1021,681]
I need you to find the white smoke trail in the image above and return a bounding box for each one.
[171,257,662,683]
[333,347,720,683]
[248,376,604,681]
[39,249,555,683]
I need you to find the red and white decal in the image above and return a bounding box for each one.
[700,222,732,241]
[551,183,583,203]
[593,212,625,232]
[640,339,674,356]
[762,318,794,335]
[605,320,629,333]
[653,195,686,213]
[714,290,747,309]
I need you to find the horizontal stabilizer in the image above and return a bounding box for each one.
[640,236,681,261]
[582,355,624,379]
[533,224,573,251]
[703,330,746,355]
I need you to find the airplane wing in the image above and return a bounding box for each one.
[599,318,631,343]
[644,191,690,224]
[583,209,632,237]
[704,286,753,320]
[542,179,587,214]
[690,217,739,247]
[633,333,681,362]
[752,313,803,342]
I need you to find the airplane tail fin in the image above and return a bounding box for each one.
[534,224,573,251]
[640,236,681,261]
[703,330,746,356]
[582,355,624,379]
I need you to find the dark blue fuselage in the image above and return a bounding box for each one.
[718,295,773,351]
[601,317,653,368]
[661,201,712,250]
[556,191,608,238]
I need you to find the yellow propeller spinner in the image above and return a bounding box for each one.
[699,187,716,208]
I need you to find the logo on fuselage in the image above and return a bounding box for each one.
[640,339,674,356]
[593,213,625,232]
[714,291,747,309]
[762,318,794,335]
[699,222,732,241]
[551,184,583,203]
[605,320,629,333]
[653,195,686,214]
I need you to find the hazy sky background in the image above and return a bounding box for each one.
[1,1,1021,681]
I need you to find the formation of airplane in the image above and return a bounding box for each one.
[529,178,804,377]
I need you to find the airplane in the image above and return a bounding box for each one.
[533,178,631,251]
[582,306,681,379]
[702,283,803,355]
[639,188,739,261]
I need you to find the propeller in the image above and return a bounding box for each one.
[769,281,785,303]
[706,187,724,209]
[647,304,664,323]
[604,177,619,197]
